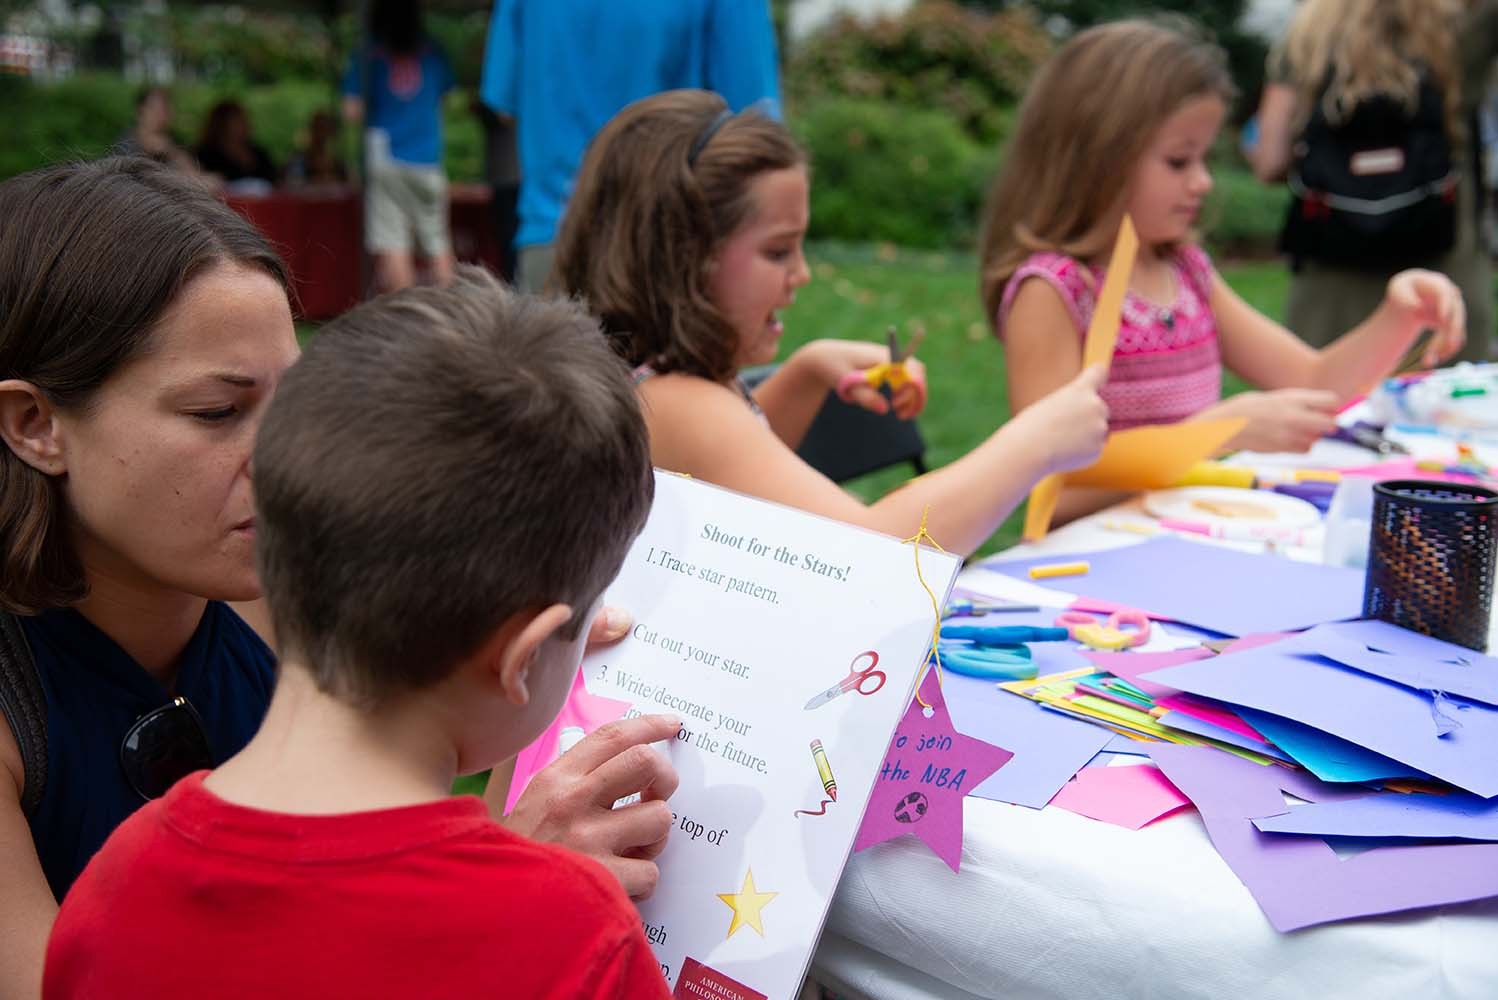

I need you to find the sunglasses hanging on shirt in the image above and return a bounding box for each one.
[119,696,214,801]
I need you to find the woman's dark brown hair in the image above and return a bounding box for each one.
[551,89,804,383]
[0,156,290,614]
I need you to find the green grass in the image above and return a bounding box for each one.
[781,244,1284,557]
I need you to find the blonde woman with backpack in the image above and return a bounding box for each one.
[1250,0,1497,362]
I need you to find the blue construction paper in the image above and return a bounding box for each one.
[941,671,1113,809]
[1253,790,1498,842]
[1235,707,1430,784]
[1155,709,1294,763]
[1144,647,1498,797]
[984,537,1364,637]
[1148,743,1498,931]
[1293,621,1498,707]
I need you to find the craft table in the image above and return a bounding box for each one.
[811,430,1498,999]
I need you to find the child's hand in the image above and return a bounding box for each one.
[1384,269,1466,367]
[1010,364,1110,474]
[1215,388,1339,454]
[814,339,928,419]
[504,714,681,900]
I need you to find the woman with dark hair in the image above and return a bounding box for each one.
[0,157,676,999]
[194,99,278,187]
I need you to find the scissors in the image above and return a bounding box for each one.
[803,651,886,710]
[835,325,928,406]
[1054,609,1151,651]
[936,623,1071,680]
[1328,422,1409,456]
[945,598,1042,617]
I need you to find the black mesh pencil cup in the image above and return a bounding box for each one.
[1363,480,1498,651]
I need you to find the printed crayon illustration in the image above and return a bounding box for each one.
[793,739,838,817]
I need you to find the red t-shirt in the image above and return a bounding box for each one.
[44,772,670,999]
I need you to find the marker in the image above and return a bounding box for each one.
[809,739,837,801]
[1028,561,1090,580]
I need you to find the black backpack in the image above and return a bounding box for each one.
[1281,67,1459,268]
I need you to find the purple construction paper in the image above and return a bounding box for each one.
[1155,709,1293,762]
[855,673,1013,871]
[1083,647,1213,699]
[1143,647,1498,797]
[1294,621,1498,707]
[942,671,1113,809]
[1252,791,1498,842]
[1235,707,1430,784]
[984,537,1364,636]
[1148,743,1498,931]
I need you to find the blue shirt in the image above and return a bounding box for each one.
[21,602,275,900]
[342,42,454,167]
[479,0,781,249]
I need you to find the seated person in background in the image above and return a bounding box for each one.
[552,90,1109,558]
[194,100,279,190]
[44,268,672,999]
[980,21,1466,525]
[113,86,201,176]
[283,110,349,186]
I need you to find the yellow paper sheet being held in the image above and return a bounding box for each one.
[1063,418,1247,491]
[1022,216,1139,541]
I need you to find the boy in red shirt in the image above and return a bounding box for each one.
[44,269,672,999]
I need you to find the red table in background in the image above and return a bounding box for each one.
[226,183,502,320]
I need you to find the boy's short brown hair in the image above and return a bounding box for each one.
[253,265,653,707]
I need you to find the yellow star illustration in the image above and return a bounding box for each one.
[716,867,779,939]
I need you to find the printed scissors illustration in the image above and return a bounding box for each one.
[803,651,885,710]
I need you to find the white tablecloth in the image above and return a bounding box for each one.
[812,434,1498,999]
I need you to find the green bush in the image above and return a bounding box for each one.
[795,97,993,249]
[2,74,134,178]
[1203,163,1287,257]
[786,0,1051,145]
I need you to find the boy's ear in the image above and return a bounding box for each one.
[494,603,574,706]
[0,380,66,475]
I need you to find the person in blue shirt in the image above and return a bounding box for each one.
[342,0,455,292]
[479,0,781,292]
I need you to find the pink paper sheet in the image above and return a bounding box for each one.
[1049,762,1192,830]
[502,670,632,814]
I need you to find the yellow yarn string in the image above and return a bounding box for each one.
[900,506,948,714]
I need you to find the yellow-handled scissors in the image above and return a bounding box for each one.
[835,326,927,405]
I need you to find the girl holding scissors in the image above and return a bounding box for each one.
[551,89,1111,557]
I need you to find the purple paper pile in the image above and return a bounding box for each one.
[1137,620,1498,931]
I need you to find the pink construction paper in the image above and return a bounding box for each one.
[1083,648,1214,699]
[1067,597,1174,621]
[1154,695,1266,743]
[1048,762,1192,830]
[1340,458,1486,485]
[1222,632,1295,654]
[1147,743,1498,931]
[503,670,632,814]
[854,672,1014,871]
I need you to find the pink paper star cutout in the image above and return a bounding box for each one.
[503,667,632,814]
[854,671,1014,871]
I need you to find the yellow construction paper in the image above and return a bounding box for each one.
[1082,215,1139,370]
[1063,417,1248,491]
[1022,216,1140,541]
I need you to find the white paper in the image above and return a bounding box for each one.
[586,472,961,1000]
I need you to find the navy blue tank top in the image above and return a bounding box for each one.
[19,601,275,900]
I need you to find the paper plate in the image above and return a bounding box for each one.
[1143,486,1321,529]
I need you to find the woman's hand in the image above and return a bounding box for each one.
[1383,269,1466,367]
[1214,388,1339,454]
[496,605,680,900]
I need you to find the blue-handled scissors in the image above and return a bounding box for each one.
[803,651,885,710]
[936,623,1071,681]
